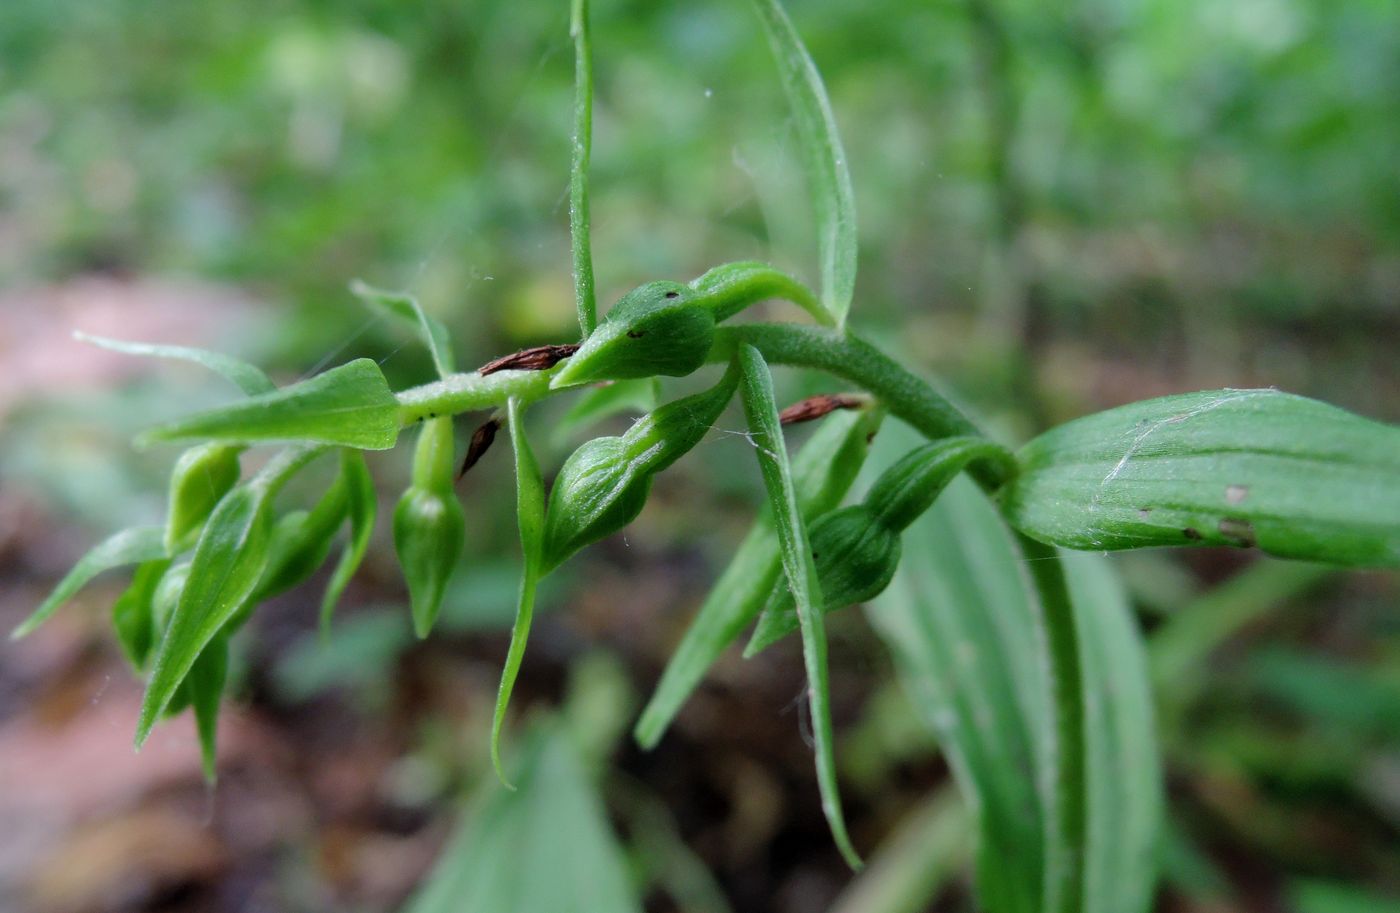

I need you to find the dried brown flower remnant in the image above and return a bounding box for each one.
[779,393,868,426]
[457,417,500,479]
[477,344,581,377]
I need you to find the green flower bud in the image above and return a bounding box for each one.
[394,417,466,637]
[542,367,738,572]
[251,476,350,603]
[866,437,1015,533]
[111,559,172,672]
[164,443,243,553]
[551,262,821,387]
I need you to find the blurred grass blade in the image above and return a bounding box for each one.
[736,343,861,868]
[12,526,167,639]
[869,450,1161,913]
[752,0,857,327]
[75,331,275,395]
[1003,390,1400,567]
[491,396,547,785]
[136,446,325,747]
[828,788,970,913]
[634,406,883,749]
[320,450,378,636]
[551,378,659,446]
[188,635,229,782]
[406,721,641,913]
[350,280,455,377]
[140,358,401,451]
[570,0,597,337]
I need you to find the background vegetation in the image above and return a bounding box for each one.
[1,0,1396,911]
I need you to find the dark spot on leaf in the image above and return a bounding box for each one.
[1183,527,1202,540]
[664,291,680,299]
[478,344,581,376]
[1138,508,1152,519]
[1219,517,1257,548]
[628,330,646,339]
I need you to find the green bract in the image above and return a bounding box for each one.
[541,366,738,572]
[164,444,244,554]
[395,417,466,638]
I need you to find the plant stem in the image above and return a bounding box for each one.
[1016,533,1086,913]
[570,0,597,337]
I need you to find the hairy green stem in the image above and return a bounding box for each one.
[1016,533,1086,913]
[570,0,597,337]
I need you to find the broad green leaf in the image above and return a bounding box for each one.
[111,559,172,670]
[869,463,1161,913]
[320,449,378,636]
[752,0,858,327]
[551,378,659,446]
[570,0,597,337]
[735,343,860,868]
[350,280,455,377]
[633,406,883,750]
[491,397,547,785]
[164,443,243,554]
[11,526,167,639]
[140,358,401,451]
[188,635,228,782]
[75,331,275,395]
[1002,389,1400,567]
[136,446,325,747]
[404,721,641,913]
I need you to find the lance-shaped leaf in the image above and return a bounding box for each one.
[164,443,244,554]
[188,635,229,783]
[111,559,172,670]
[350,280,456,377]
[320,449,377,636]
[1002,389,1400,568]
[76,332,275,395]
[404,721,641,913]
[491,397,547,785]
[140,358,401,451]
[136,446,325,747]
[748,436,1015,653]
[633,406,883,750]
[395,417,466,638]
[751,0,857,327]
[11,526,168,639]
[735,343,860,869]
[869,456,1161,913]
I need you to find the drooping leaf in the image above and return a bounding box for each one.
[827,788,970,913]
[320,449,378,636]
[136,446,325,747]
[140,358,401,451]
[735,343,860,868]
[187,635,229,783]
[11,526,168,639]
[1002,389,1400,567]
[350,280,456,377]
[633,406,883,749]
[491,396,547,785]
[75,331,275,395]
[163,443,244,554]
[551,378,660,445]
[869,461,1161,913]
[404,721,641,913]
[751,0,858,327]
[570,0,597,337]
[111,559,172,670]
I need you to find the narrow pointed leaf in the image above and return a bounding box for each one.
[350,280,455,377]
[491,397,547,785]
[76,332,275,395]
[320,449,378,636]
[188,635,229,783]
[405,722,641,913]
[136,446,324,746]
[735,343,860,868]
[1003,389,1400,567]
[751,0,857,327]
[12,526,167,639]
[634,406,883,749]
[140,358,401,451]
